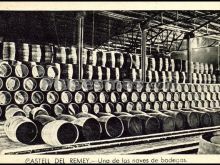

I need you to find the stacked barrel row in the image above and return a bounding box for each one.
[3,104,220,147]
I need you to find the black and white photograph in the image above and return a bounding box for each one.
[0,1,220,164]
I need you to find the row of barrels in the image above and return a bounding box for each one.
[0,60,79,79]
[0,42,78,64]
[1,87,220,106]
[2,100,220,120]
[4,106,220,146]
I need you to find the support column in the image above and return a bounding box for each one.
[141,29,147,82]
[76,12,85,80]
[187,35,192,83]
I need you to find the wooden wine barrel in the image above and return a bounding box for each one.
[22,104,35,118]
[174,59,182,71]
[46,64,60,79]
[209,85,214,92]
[93,103,104,114]
[16,43,30,62]
[60,64,74,79]
[60,91,73,104]
[43,45,53,64]
[47,91,59,104]
[99,91,109,103]
[169,101,176,109]
[113,112,143,136]
[176,101,183,109]
[0,91,12,105]
[6,77,20,91]
[198,131,220,154]
[145,111,175,132]
[96,51,106,67]
[166,71,173,82]
[54,79,67,92]
[30,107,49,120]
[96,113,124,138]
[54,103,67,116]
[186,108,212,127]
[68,103,80,115]
[23,77,37,91]
[133,81,144,92]
[121,92,129,103]
[171,109,200,129]
[207,74,212,84]
[92,66,103,80]
[192,107,220,126]
[129,111,161,134]
[81,79,93,92]
[203,74,208,84]
[148,57,156,71]
[123,53,133,69]
[153,101,161,111]
[146,70,153,82]
[115,102,125,113]
[14,90,28,105]
[31,91,44,105]
[145,102,152,110]
[179,72,186,83]
[73,91,85,104]
[39,77,54,91]
[67,46,77,64]
[209,64,214,74]
[5,107,26,120]
[2,42,15,60]
[136,102,145,111]
[31,44,42,63]
[214,85,219,93]
[69,115,101,141]
[110,91,120,103]
[0,61,12,77]
[4,116,38,144]
[212,74,217,84]
[82,65,93,80]
[160,110,186,130]
[94,80,103,92]
[32,64,45,79]
[41,120,79,146]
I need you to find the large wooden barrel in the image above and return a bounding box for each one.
[145,111,175,132]
[0,91,12,105]
[32,64,45,79]
[171,109,200,129]
[14,90,28,105]
[67,46,77,64]
[61,91,73,104]
[110,91,120,103]
[43,45,53,64]
[46,64,60,79]
[41,120,79,146]
[5,77,20,91]
[99,91,109,103]
[96,113,124,138]
[113,112,143,136]
[47,91,59,104]
[31,91,44,105]
[39,77,54,91]
[5,107,26,120]
[31,44,42,63]
[2,42,16,61]
[160,110,187,130]
[54,103,66,116]
[128,111,160,134]
[30,107,49,120]
[69,114,101,141]
[82,65,93,80]
[54,79,67,92]
[23,77,37,91]
[94,80,103,92]
[198,131,220,154]
[4,116,38,144]
[23,104,35,117]
[68,103,80,115]
[96,51,106,67]
[193,107,220,126]
[0,61,12,77]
